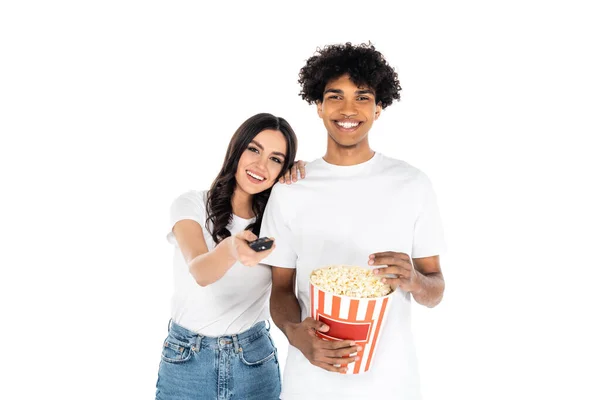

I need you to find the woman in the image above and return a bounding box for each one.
[156,113,303,400]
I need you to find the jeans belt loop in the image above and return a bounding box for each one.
[194,334,203,353]
[232,334,241,353]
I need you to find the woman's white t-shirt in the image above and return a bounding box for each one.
[166,190,271,336]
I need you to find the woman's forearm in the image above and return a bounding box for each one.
[188,237,236,286]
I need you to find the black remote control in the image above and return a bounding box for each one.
[248,237,274,252]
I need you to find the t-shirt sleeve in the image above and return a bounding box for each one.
[412,173,446,258]
[260,185,297,269]
[166,190,206,246]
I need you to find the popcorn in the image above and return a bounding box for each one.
[309,265,393,298]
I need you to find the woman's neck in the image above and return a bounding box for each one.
[231,187,254,219]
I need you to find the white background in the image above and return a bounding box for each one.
[1,1,599,399]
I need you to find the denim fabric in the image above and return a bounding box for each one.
[155,320,281,400]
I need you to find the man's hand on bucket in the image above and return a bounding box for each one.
[289,317,362,373]
[369,251,422,294]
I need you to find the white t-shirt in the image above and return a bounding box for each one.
[260,152,445,400]
[167,190,272,336]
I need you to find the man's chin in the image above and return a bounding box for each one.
[330,136,362,148]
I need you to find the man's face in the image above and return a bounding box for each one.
[317,74,382,149]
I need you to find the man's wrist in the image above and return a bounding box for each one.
[410,272,425,295]
[282,321,301,344]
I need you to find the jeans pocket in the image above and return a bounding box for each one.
[239,333,276,367]
[160,336,193,364]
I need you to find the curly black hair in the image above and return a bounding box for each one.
[298,42,401,109]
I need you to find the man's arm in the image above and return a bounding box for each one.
[370,253,444,308]
[411,255,444,307]
[270,267,302,339]
[270,267,361,373]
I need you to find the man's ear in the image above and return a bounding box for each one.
[375,102,383,120]
[317,101,323,118]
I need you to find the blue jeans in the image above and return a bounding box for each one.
[155,320,281,400]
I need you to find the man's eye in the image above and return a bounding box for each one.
[357,96,370,101]
[327,95,341,100]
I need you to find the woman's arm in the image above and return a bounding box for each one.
[173,220,275,287]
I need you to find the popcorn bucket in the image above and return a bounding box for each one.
[309,266,394,375]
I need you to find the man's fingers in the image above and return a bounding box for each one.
[372,265,410,277]
[369,251,396,259]
[322,345,361,358]
[370,255,410,265]
[313,361,348,374]
[369,255,411,267]
[303,317,330,333]
[320,339,356,349]
[369,251,410,261]
[325,355,360,366]
[369,255,394,266]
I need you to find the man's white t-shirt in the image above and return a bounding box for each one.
[260,153,445,400]
[167,190,271,336]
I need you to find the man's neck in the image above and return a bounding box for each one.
[323,142,375,166]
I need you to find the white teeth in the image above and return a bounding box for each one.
[246,171,265,181]
[336,121,359,129]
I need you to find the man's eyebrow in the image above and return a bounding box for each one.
[323,88,375,95]
[356,89,375,95]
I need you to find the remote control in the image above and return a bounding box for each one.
[248,237,274,252]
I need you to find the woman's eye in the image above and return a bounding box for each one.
[247,146,259,154]
[270,157,283,164]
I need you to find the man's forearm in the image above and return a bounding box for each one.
[270,288,302,341]
[412,272,445,308]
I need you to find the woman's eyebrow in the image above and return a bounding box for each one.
[251,140,285,158]
[250,139,264,150]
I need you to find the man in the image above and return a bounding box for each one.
[261,42,446,399]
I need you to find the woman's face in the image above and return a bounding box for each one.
[235,129,287,196]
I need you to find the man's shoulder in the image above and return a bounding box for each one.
[270,158,324,194]
[377,153,426,181]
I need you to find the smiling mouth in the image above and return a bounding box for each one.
[335,120,362,130]
[246,170,266,182]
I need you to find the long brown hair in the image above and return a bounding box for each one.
[205,113,297,243]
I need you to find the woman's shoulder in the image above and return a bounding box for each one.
[174,189,207,202]
[170,189,208,217]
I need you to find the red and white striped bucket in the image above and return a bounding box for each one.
[309,272,394,375]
